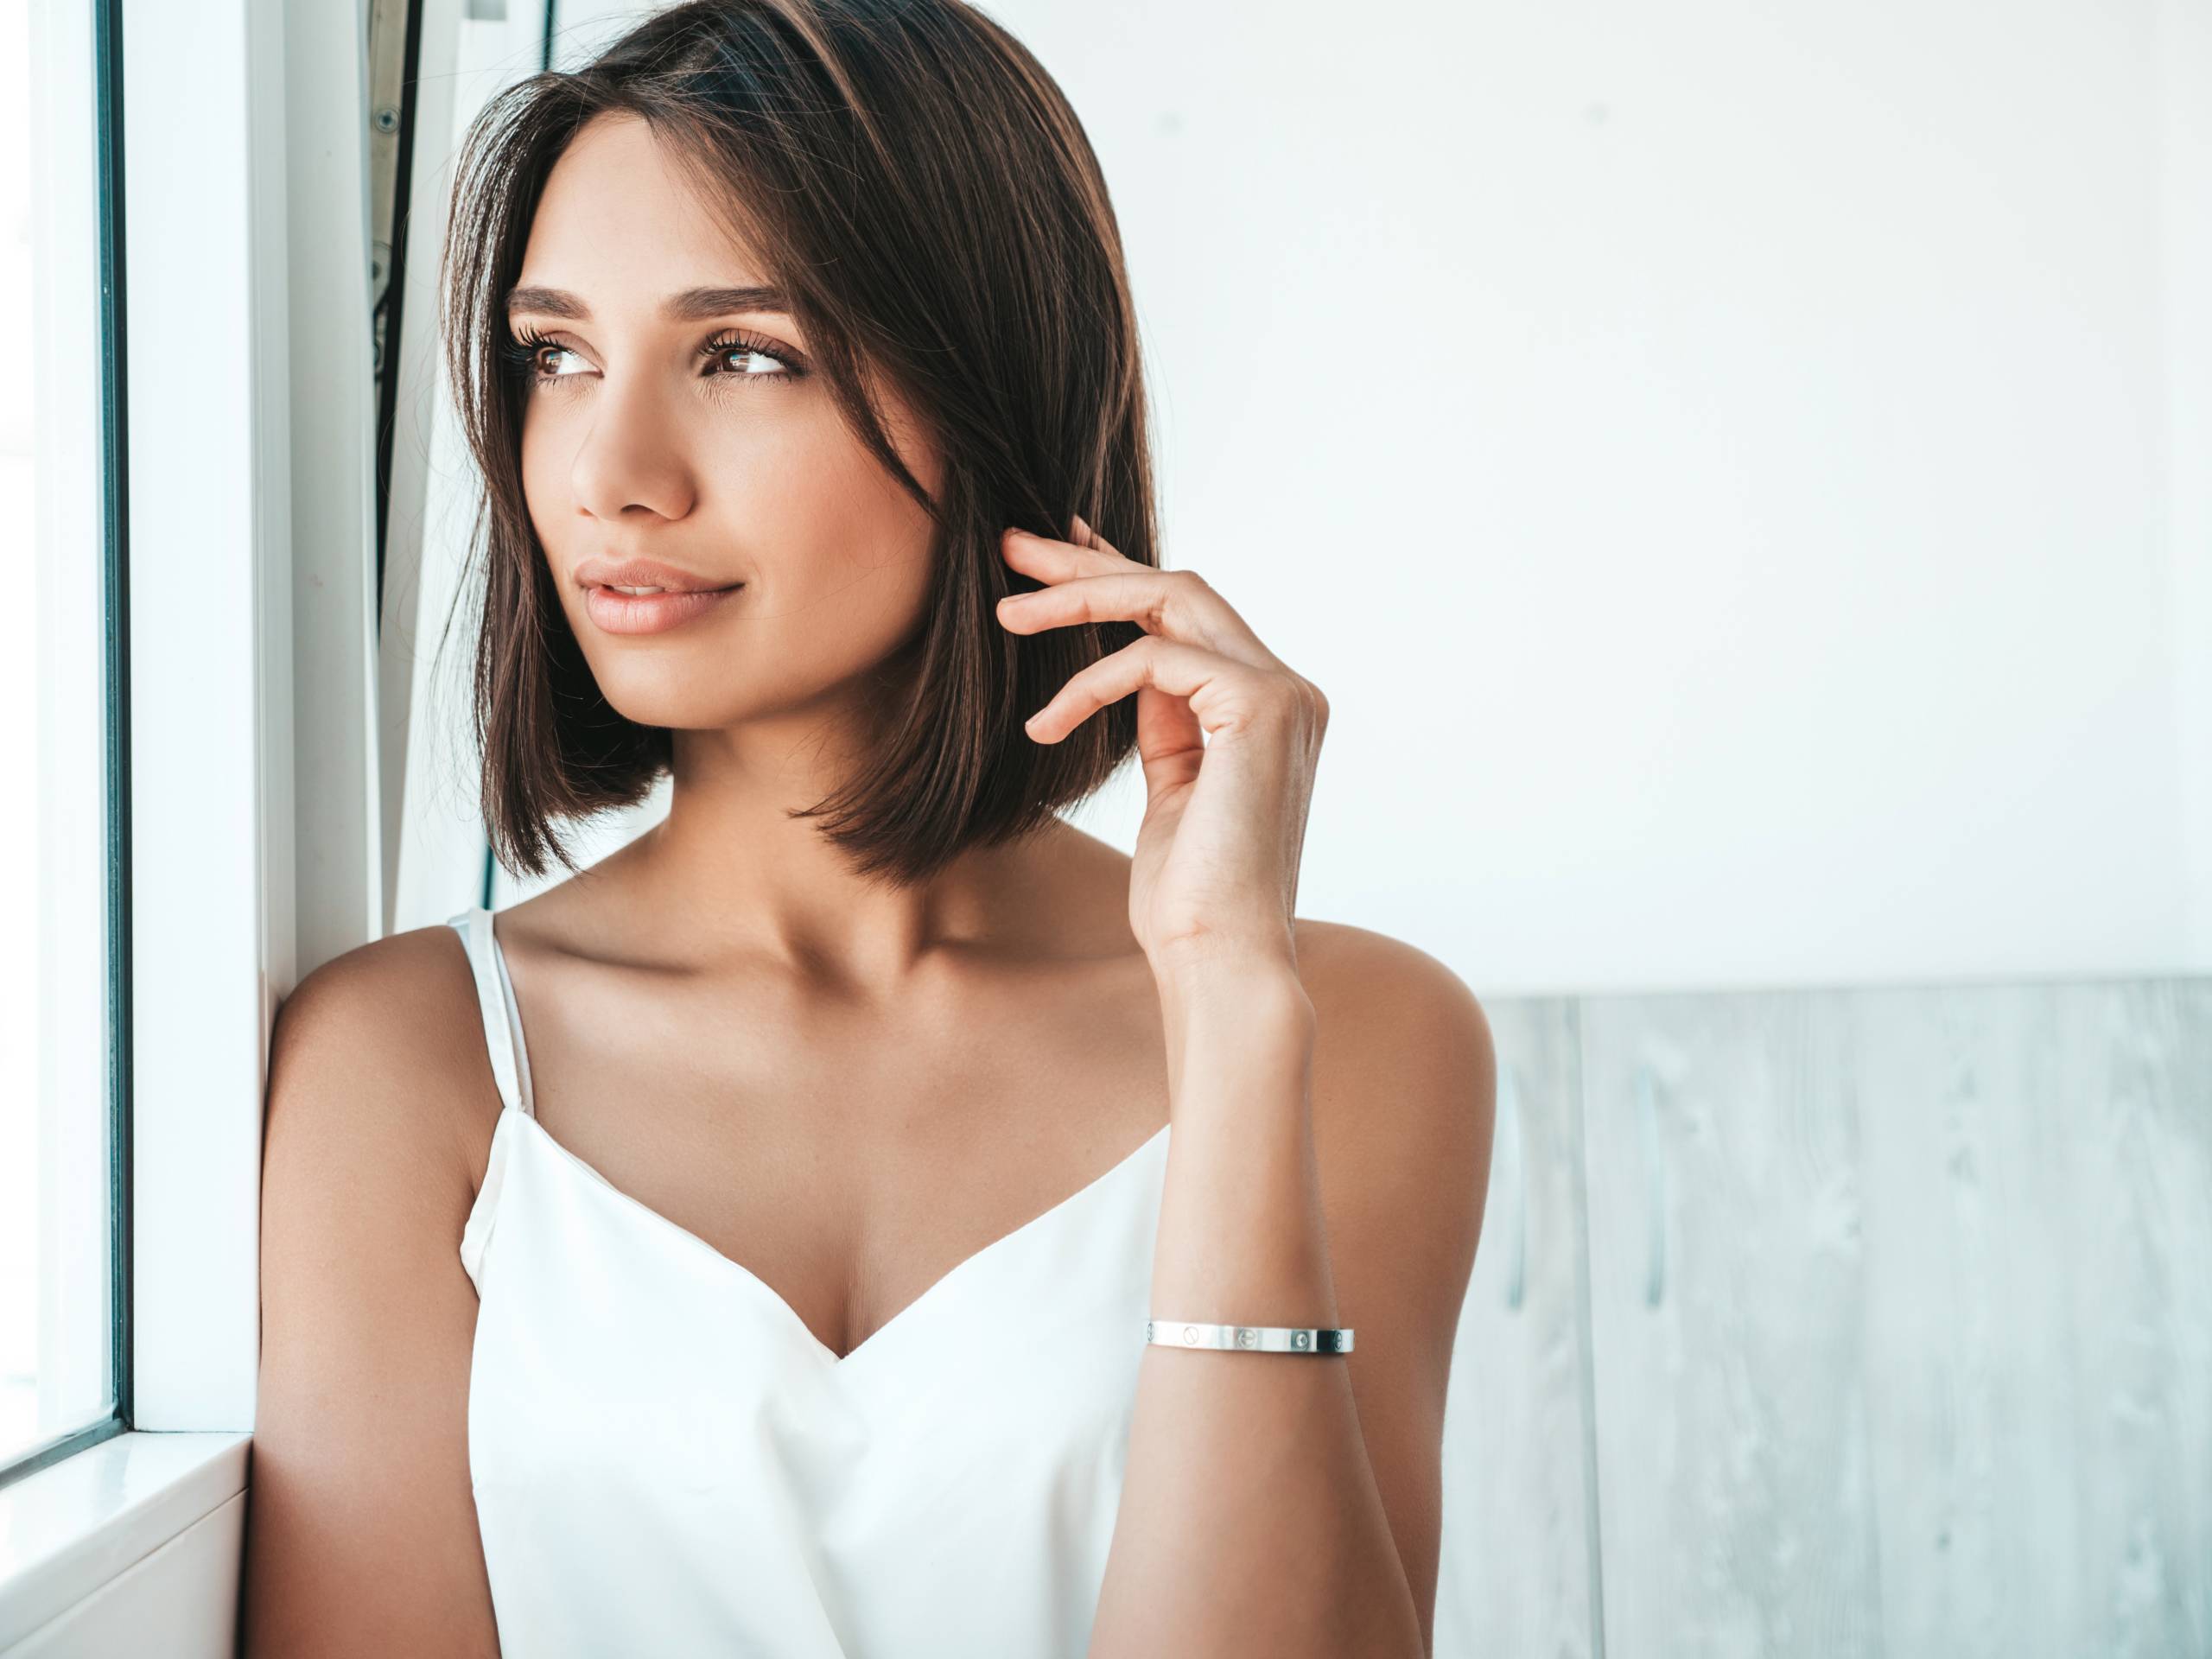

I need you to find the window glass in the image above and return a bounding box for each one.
[0,0,118,1479]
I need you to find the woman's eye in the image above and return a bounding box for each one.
[704,337,799,382]
[502,329,802,390]
[503,334,582,383]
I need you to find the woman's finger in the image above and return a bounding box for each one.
[1000,521,1142,584]
[997,563,1278,669]
[1023,632,1318,746]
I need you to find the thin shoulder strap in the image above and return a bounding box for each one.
[445,906,537,1117]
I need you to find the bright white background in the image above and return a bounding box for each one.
[518,0,2212,996]
[999,0,2212,996]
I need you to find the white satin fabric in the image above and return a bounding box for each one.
[445,905,1172,1657]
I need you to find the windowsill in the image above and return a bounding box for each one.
[0,1431,250,1647]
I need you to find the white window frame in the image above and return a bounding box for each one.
[0,0,385,1645]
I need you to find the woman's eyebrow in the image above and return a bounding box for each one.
[504,283,791,321]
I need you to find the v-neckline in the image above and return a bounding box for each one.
[501,1103,1171,1372]
[477,905,1173,1372]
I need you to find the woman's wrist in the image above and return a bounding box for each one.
[1151,946,1311,1025]
[1153,954,1316,1116]
[1148,921,1303,994]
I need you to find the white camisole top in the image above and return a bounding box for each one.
[444,905,1173,1656]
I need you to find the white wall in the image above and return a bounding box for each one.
[506,0,2212,995]
[982,0,2212,995]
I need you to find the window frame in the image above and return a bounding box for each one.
[0,0,381,1639]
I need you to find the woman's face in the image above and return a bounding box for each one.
[505,111,943,733]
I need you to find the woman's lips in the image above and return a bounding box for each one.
[582,582,742,635]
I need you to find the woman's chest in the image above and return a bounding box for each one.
[514,958,1172,1363]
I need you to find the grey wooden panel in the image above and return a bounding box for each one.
[1580,992,1882,1659]
[1434,997,1602,1659]
[1851,979,2212,1658]
[2062,981,2212,1658]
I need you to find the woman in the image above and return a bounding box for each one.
[245,3,1495,1654]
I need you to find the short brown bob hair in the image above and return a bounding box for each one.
[437,0,1156,887]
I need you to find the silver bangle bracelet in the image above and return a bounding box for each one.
[1146,1319,1354,1355]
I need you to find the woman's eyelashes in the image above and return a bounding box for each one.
[700,329,806,387]
[500,327,807,393]
[505,328,587,387]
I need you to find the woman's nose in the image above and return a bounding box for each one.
[564,374,698,525]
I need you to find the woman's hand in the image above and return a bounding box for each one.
[998,518,1329,979]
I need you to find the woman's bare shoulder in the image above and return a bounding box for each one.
[1291,916,1495,1167]
[267,921,505,1185]
[1293,917,1489,1033]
